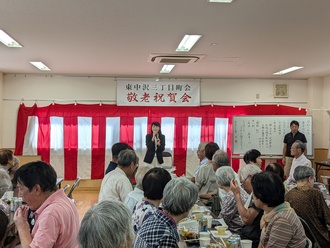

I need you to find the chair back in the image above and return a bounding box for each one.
[298,216,321,248]
[162,151,172,169]
[67,177,81,199]
[320,175,330,192]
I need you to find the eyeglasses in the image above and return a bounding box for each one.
[240,175,250,185]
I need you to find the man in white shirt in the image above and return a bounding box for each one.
[99,149,139,203]
[191,142,208,183]
[287,140,312,182]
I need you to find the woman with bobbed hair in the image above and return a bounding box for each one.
[265,162,285,182]
[78,200,134,248]
[285,166,330,247]
[143,121,165,166]
[251,172,306,248]
[243,149,262,168]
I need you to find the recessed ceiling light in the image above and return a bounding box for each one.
[273,66,303,75]
[160,65,175,74]
[0,30,22,47]
[208,0,234,3]
[176,35,202,52]
[30,62,51,71]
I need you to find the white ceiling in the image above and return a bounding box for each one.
[1,0,330,79]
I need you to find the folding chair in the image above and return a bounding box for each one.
[298,216,321,248]
[162,151,173,170]
[67,177,81,199]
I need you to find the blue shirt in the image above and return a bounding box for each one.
[132,210,180,248]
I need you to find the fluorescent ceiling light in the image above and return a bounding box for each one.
[273,66,303,75]
[0,30,22,47]
[208,0,233,3]
[30,62,51,71]
[160,65,175,74]
[176,35,202,52]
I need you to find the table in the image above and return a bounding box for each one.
[56,178,63,189]
[314,162,330,180]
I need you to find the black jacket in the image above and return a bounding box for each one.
[143,133,165,164]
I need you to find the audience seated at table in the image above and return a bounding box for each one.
[212,149,241,207]
[191,142,208,183]
[99,149,138,203]
[0,167,12,198]
[105,142,132,175]
[230,164,262,248]
[0,149,19,180]
[124,164,153,212]
[79,200,134,248]
[251,171,306,248]
[132,167,172,233]
[243,149,262,168]
[13,161,80,248]
[195,142,219,201]
[216,166,249,234]
[285,166,330,247]
[132,177,198,247]
[265,162,285,182]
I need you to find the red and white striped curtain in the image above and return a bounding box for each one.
[15,103,305,180]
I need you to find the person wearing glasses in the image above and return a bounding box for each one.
[285,166,330,247]
[287,140,312,182]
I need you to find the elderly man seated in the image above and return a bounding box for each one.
[195,142,219,200]
[79,200,134,248]
[216,166,249,235]
[99,149,139,203]
[132,177,198,247]
[13,161,80,248]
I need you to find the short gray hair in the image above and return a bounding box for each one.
[294,166,315,182]
[163,177,198,216]
[78,201,134,248]
[118,149,138,167]
[198,142,208,151]
[135,164,153,189]
[238,164,262,182]
[212,150,230,167]
[293,140,306,153]
[215,166,235,186]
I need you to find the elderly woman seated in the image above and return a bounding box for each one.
[252,171,306,248]
[216,166,249,234]
[78,200,134,248]
[285,166,330,247]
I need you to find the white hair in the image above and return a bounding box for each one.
[78,201,134,248]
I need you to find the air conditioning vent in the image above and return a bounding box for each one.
[148,54,205,64]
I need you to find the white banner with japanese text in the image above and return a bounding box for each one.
[116,78,200,106]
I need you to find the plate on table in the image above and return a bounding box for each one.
[210,230,232,239]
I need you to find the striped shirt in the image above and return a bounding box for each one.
[260,203,306,248]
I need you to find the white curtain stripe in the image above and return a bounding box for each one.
[50,117,65,178]
[77,117,92,179]
[186,117,202,178]
[105,117,120,172]
[23,116,38,155]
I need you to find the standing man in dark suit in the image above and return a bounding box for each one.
[143,121,165,166]
[282,120,307,178]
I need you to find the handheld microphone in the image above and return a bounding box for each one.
[156,133,159,140]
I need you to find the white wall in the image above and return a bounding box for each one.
[1,74,323,150]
